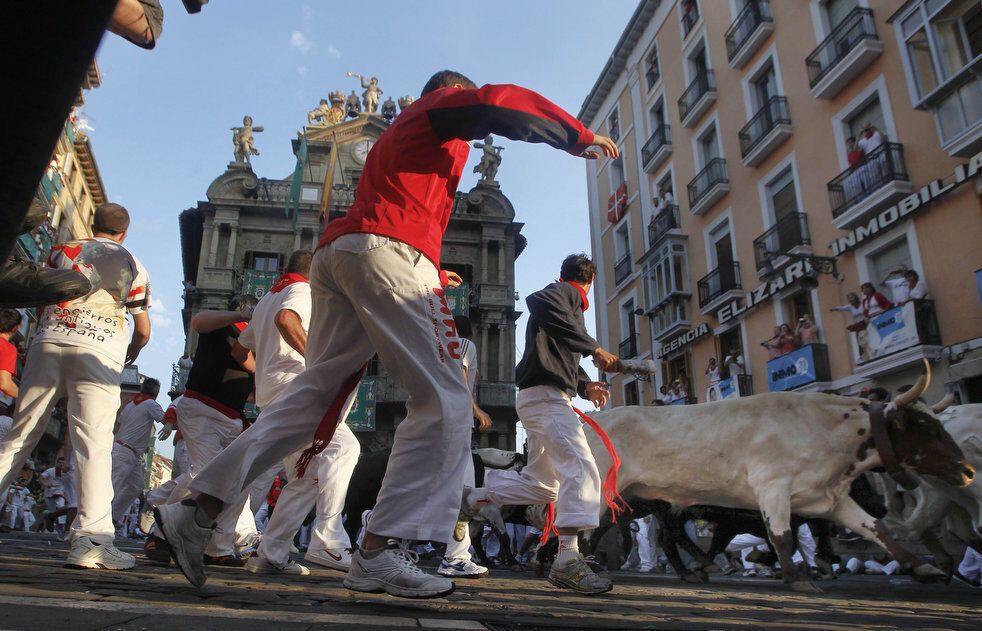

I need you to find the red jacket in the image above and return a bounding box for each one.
[318,84,595,267]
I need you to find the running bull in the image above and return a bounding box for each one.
[586,364,974,592]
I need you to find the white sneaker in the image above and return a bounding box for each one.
[438,557,489,579]
[235,532,262,558]
[344,543,455,598]
[305,547,352,572]
[64,536,135,570]
[154,500,214,587]
[245,555,310,576]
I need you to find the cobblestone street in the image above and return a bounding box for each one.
[0,533,976,630]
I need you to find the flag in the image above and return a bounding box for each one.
[319,132,341,219]
[285,130,308,227]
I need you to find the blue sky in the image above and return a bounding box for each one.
[86,1,637,455]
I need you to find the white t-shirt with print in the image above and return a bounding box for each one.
[459,338,479,396]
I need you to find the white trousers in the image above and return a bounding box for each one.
[110,444,145,523]
[0,343,121,539]
[958,547,981,581]
[473,385,601,529]
[726,533,768,570]
[260,422,360,565]
[444,455,477,561]
[189,236,472,543]
[172,440,189,478]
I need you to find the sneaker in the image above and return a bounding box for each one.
[204,554,245,567]
[235,532,262,558]
[245,555,310,576]
[0,259,91,309]
[757,566,774,578]
[153,500,214,588]
[144,533,172,564]
[344,542,455,599]
[548,557,612,595]
[742,568,757,578]
[438,557,489,579]
[305,547,352,572]
[64,536,135,570]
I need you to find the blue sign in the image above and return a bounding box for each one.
[767,345,819,392]
[669,398,688,406]
[871,307,905,338]
[718,377,737,399]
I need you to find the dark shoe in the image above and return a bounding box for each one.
[204,554,245,567]
[21,199,49,232]
[144,534,172,564]
[0,259,90,308]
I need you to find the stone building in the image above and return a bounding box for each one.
[178,89,524,451]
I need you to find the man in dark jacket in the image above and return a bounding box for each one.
[464,253,620,594]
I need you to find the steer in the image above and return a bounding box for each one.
[583,365,975,592]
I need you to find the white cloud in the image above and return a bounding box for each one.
[290,31,314,53]
[327,44,341,59]
[296,65,309,77]
[150,297,174,329]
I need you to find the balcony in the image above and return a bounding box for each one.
[725,0,774,69]
[641,124,672,173]
[753,212,811,275]
[806,8,883,100]
[697,260,742,314]
[241,269,279,298]
[739,96,792,167]
[650,295,691,342]
[648,205,680,248]
[618,335,639,359]
[766,344,832,392]
[477,382,517,409]
[614,252,632,286]
[197,267,238,292]
[681,3,700,38]
[853,301,942,379]
[678,70,716,128]
[828,143,913,230]
[687,158,730,216]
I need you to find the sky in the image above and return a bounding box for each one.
[85,0,638,456]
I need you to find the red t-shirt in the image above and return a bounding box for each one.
[0,338,17,377]
[319,83,594,268]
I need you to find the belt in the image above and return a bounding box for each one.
[183,389,244,421]
[115,439,138,456]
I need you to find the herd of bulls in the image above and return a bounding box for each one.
[341,363,979,594]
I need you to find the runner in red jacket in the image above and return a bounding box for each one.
[156,70,618,598]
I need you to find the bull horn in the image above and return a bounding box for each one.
[893,359,931,408]
[931,392,956,414]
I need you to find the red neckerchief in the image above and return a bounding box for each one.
[270,273,308,294]
[233,321,248,332]
[563,281,589,311]
[132,393,153,405]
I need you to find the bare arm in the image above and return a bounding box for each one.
[274,309,307,357]
[0,370,17,399]
[191,311,245,334]
[462,365,491,432]
[126,312,151,364]
[230,342,256,375]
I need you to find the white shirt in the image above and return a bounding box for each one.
[115,397,164,450]
[237,280,311,408]
[707,366,721,386]
[40,467,64,498]
[832,303,866,324]
[857,129,884,155]
[459,338,479,396]
[723,355,745,376]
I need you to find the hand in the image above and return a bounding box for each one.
[445,271,463,288]
[581,134,619,160]
[474,407,492,432]
[125,343,143,365]
[592,347,621,372]
[157,423,174,441]
[585,382,610,409]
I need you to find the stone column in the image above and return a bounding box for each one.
[479,323,489,379]
[207,221,221,267]
[498,322,508,384]
[293,227,302,252]
[480,239,488,283]
[225,224,239,269]
[497,241,505,284]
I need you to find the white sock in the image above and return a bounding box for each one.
[556,535,579,565]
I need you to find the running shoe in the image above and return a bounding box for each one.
[245,555,310,576]
[304,547,352,572]
[344,542,454,599]
[437,557,489,579]
[143,533,172,564]
[548,557,612,595]
[153,500,214,587]
[64,536,135,570]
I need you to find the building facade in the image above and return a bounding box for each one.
[178,86,524,451]
[582,0,982,407]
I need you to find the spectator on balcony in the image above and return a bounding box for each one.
[658,384,673,405]
[762,326,783,360]
[762,324,797,358]
[860,282,892,319]
[795,314,819,346]
[857,122,887,186]
[705,358,721,386]
[723,351,745,377]
[882,267,929,306]
[844,137,866,201]
[831,292,869,360]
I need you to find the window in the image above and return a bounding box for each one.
[716,326,744,375]
[646,46,661,89]
[826,0,860,32]
[866,236,912,285]
[681,0,700,36]
[609,155,626,191]
[645,241,690,338]
[847,97,886,140]
[784,290,817,329]
[624,380,641,406]
[607,108,621,143]
[898,0,982,100]
[709,220,734,268]
[751,61,778,111]
[650,99,667,134]
[768,168,798,222]
[614,223,631,259]
[662,351,692,398]
[689,44,710,77]
[249,252,280,272]
[698,126,721,167]
[620,299,639,358]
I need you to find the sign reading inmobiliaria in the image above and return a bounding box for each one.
[864,302,922,360]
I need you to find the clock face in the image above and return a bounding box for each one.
[352,139,374,164]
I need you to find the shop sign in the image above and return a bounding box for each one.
[865,303,921,360]
[767,345,820,392]
[717,260,811,325]
[656,322,710,359]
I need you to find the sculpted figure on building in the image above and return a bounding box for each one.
[231,115,263,164]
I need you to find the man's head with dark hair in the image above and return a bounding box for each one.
[229,294,259,317]
[0,309,23,335]
[92,203,130,238]
[141,378,161,398]
[904,269,919,283]
[559,253,596,285]
[454,315,473,340]
[285,250,313,278]
[421,70,476,97]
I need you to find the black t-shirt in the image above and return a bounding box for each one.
[185,325,253,414]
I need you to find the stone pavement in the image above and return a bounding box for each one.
[0,533,977,630]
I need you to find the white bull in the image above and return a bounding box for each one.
[582,370,975,592]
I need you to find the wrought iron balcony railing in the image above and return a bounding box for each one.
[753,212,811,271]
[678,70,715,122]
[827,142,909,219]
[618,335,638,359]
[614,251,632,285]
[805,7,879,88]
[648,204,680,248]
[738,96,791,158]
[687,158,728,209]
[725,0,773,62]
[697,260,741,308]
[641,124,671,171]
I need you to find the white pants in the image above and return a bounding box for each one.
[110,444,145,523]
[791,523,817,568]
[958,547,981,581]
[726,533,768,570]
[3,502,22,529]
[260,423,360,565]
[865,559,901,575]
[172,440,189,478]
[0,343,121,539]
[189,236,473,543]
[473,385,601,529]
[635,518,654,570]
[21,508,35,531]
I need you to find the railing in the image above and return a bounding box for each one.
[805,8,879,88]
[648,204,680,247]
[477,382,517,408]
[753,212,810,272]
[618,335,638,359]
[855,300,942,365]
[766,343,831,391]
[687,158,728,209]
[678,70,715,122]
[738,96,790,158]
[681,2,700,36]
[614,252,632,285]
[725,0,772,62]
[736,373,753,396]
[697,260,741,308]
[827,143,909,218]
[641,124,671,170]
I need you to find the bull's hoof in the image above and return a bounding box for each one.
[695,568,710,582]
[509,563,524,572]
[790,580,823,594]
[680,571,706,584]
[911,563,947,583]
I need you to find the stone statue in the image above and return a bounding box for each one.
[473,136,503,185]
[398,95,415,111]
[345,90,362,119]
[380,96,397,123]
[346,72,382,114]
[308,91,346,126]
[307,99,331,126]
[231,115,264,164]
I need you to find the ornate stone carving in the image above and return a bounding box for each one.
[346,72,382,114]
[345,90,362,119]
[381,96,397,123]
[472,136,503,186]
[307,91,345,126]
[231,115,263,164]
[398,95,415,111]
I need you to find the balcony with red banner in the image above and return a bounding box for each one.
[607,181,629,224]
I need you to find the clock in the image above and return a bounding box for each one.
[352,139,374,165]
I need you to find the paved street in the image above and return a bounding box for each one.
[0,533,977,630]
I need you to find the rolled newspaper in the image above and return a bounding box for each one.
[616,359,657,374]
